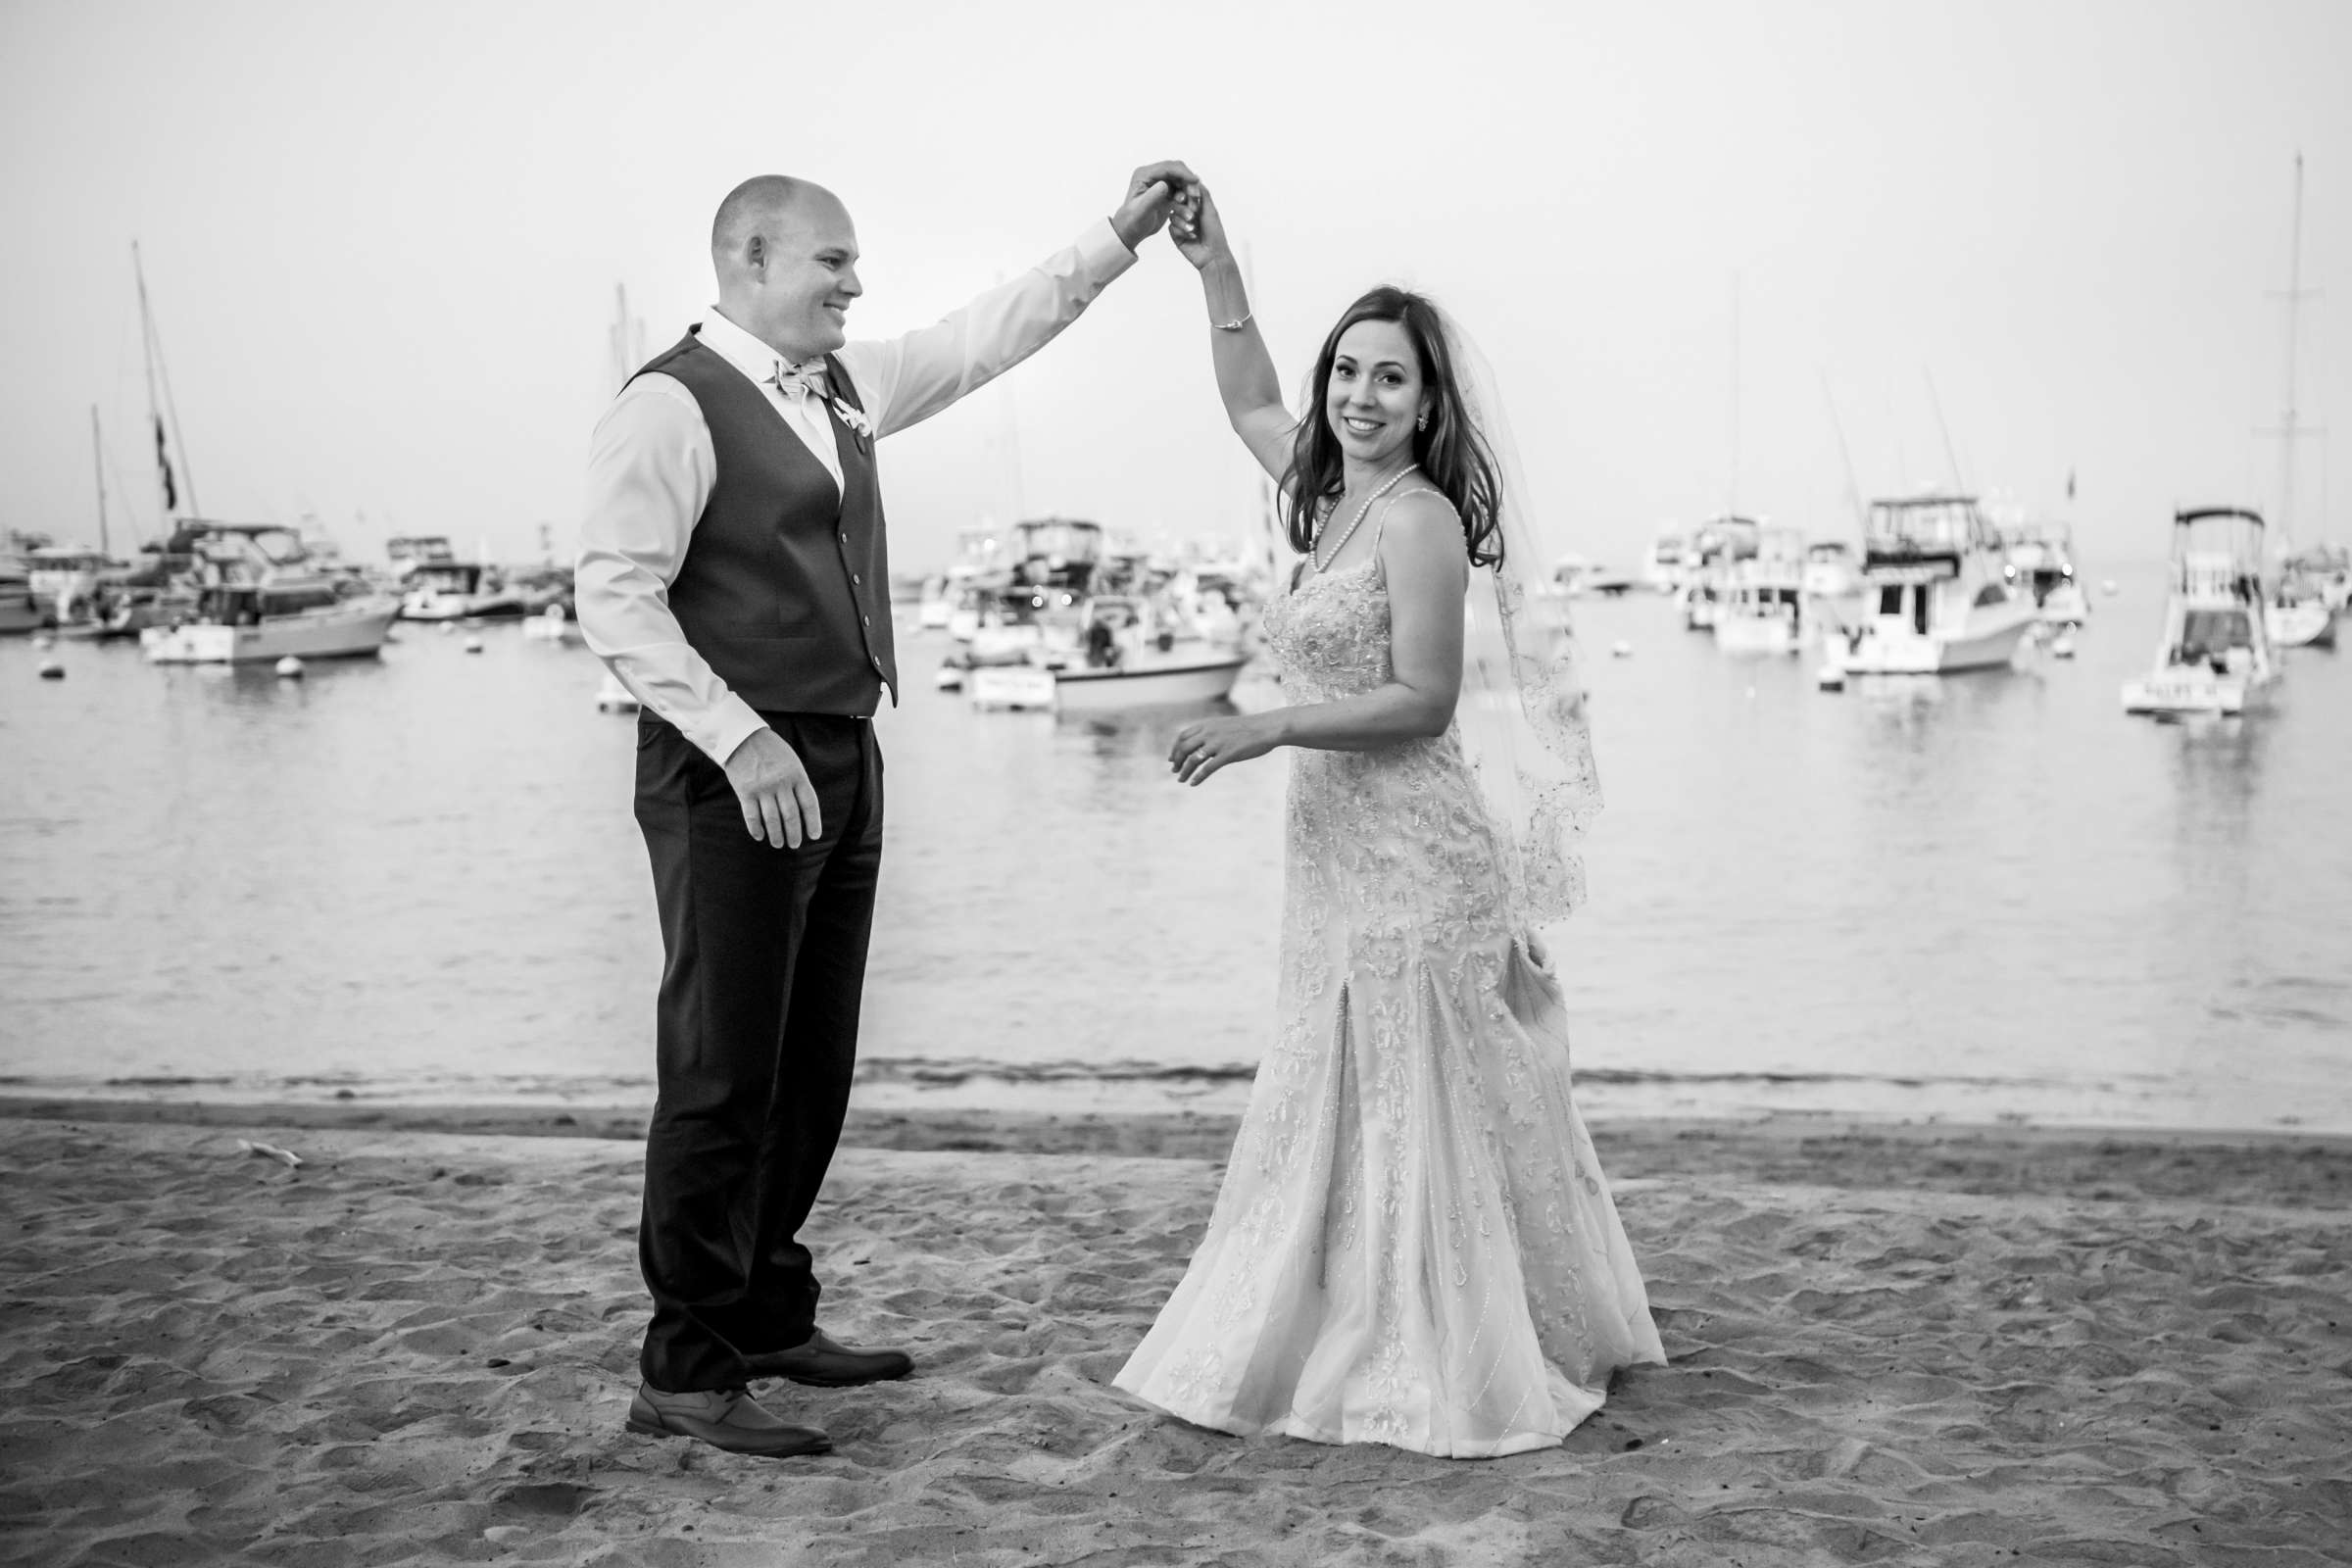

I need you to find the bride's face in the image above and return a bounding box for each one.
[1325,318,1430,469]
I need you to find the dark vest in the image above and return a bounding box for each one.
[633,329,897,714]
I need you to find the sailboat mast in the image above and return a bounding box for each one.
[134,240,199,523]
[90,406,109,556]
[1727,271,1740,518]
[2277,152,2304,546]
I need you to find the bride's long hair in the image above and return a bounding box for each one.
[1281,286,1505,568]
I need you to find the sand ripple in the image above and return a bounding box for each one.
[1,1117,2348,1565]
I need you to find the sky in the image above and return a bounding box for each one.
[2,0,2347,575]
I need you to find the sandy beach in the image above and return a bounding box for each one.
[2,1103,2347,1567]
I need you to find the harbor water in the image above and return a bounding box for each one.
[3,564,2348,1132]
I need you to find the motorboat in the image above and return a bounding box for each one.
[2000,521,2091,626]
[1547,555,1638,598]
[594,670,641,712]
[1800,539,1861,600]
[23,546,117,625]
[0,564,45,633]
[521,603,586,644]
[386,535,458,578]
[400,560,531,620]
[141,523,400,663]
[1826,495,2039,676]
[1713,528,1807,656]
[1049,647,1250,710]
[2265,548,2337,649]
[2122,508,2280,716]
[1676,515,1761,631]
[2286,544,2349,613]
[1643,529,1690,594]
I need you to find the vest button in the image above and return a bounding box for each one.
[852,574,860,585]
[861,614,870,625]
[839,533,848,544]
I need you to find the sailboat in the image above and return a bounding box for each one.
[2261,155,2337,651]
[125,245,398,663]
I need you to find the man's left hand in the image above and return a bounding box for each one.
[1111,160,1199,252]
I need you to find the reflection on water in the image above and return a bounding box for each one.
[2,560,2347,1131]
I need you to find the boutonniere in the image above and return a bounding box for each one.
[830,396,874,450]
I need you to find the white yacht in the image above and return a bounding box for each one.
[141,524,400,663]
[0,563,45,633]
[1643,529,1690,594]
[2123,508,2280,716]
[399,560,530,621]
[2000,521,2091,626]
[1713,528,1808,656]
[1828,495,2040,676]
[2265,551,2337,650]
[1676,516,1762,631]
[1800,539,1861,600]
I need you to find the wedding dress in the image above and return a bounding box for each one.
[1113,538,1666,1458]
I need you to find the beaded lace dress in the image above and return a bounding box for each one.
[1113,535,1666,1459]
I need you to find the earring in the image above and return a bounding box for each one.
[1416,411,1429,432]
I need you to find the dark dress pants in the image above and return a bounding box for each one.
[632,710,883,1392]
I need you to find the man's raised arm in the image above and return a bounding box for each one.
[841,161,1195,438]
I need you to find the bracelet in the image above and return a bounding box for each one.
[1211,310,1253,333]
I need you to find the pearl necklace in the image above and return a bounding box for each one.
[1312,463,1420,573]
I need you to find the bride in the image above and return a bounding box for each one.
[1111,182,1666,1458]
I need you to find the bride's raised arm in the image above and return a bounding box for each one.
[1170,186,1296,480]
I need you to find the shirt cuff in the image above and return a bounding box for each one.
[1080,217,1141,282]
[690,695,770,769]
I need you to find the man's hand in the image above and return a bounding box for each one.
[724,728,823,849]
[1110,160,1199,253]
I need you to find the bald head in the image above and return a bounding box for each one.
[708,174,862,361]
[710,174,843,265]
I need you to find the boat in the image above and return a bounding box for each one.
[1999,521,2091,626]
[140,524,400,663]
[23,546,117,626]
[2122,508,2280,716]
[1050,648,1249,710]
[0,562,45,633]
[521,603,586,643]
[2265,589,2335,650]
[1547,555,1637,598]
[594,670,641,711]
[386,535,459,577]
[2286,544,2349,613]
[400,559,530,620]
[1799,539,1861,600]
[1642,529,1690,593]
[2252,154,2335,654]
[1712,528,1807,656]
[1826,495,2040,677]
[1676,516,1761,631]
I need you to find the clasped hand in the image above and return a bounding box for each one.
[1169,712,1277,786]
[1110,160,1201,252]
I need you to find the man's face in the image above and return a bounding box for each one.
[749,193,862,360]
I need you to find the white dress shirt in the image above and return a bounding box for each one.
[576,219,1138,764]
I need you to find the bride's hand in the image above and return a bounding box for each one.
[1169,710,1277,785]
[1168,183,1231,271]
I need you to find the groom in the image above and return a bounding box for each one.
[576,162,1194,1457]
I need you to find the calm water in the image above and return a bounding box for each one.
[3,564,2348,1131]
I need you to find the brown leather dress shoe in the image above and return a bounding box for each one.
[742,1329,914,1388]
[625,1383,832,1457]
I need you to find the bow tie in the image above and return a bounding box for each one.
[771,361,829,402]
